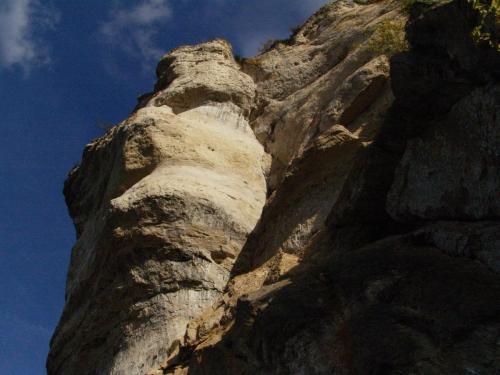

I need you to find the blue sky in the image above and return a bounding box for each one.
[0,0,329,373]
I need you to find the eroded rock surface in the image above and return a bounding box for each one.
[387,84,500,221]
[48,41,268,375]
[150,40,256,115]
[243,1,398,188]
[49,1,500,374]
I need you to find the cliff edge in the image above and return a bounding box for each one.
[48,0,500,374]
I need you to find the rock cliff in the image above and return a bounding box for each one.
[48,0,500,374]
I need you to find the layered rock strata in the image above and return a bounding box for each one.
[49,1,500,374]
[48,40,268,375]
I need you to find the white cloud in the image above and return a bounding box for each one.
[0,0,59,73]
[101,0,172,64]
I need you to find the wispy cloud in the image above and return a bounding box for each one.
[100,0,172,65]
[0,0,59,73]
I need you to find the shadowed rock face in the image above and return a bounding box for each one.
[387,84,500,221]
[49,1,500,374]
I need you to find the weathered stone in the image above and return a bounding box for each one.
[237,125,361,272]
[243,1,400,188]
[180,233,500,375]
[49,0,500,374]
[48,99,268,374]
[409,221,500,273]
[387,84,500,221]
[150,39,256,116]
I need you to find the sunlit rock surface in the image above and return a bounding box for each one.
[48,1,500,374]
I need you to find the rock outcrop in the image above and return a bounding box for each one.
[48,1,500,374]
[48,40,268,375]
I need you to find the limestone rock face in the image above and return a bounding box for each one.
[238,125,361,274]
[49,1,500,374]
[387,84,500,220]
[243,1,398,188]
[149,39,256,116]
[181,236,500,375]
[48,85,268,374]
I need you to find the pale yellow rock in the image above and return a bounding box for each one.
[244,1,398,188]
[48,84,267,375]
[150,39,256,115]
[49,2,407,374]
